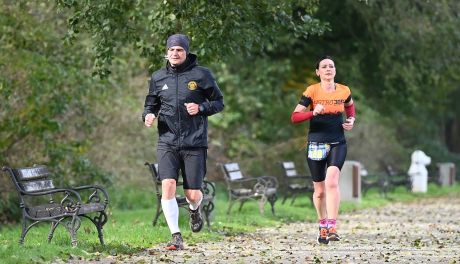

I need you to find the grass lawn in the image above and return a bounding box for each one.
[0,182,459,263]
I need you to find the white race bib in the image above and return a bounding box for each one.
[307,142,331,161]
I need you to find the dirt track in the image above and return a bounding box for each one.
[73,194,460,263]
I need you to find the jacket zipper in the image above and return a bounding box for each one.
[175,72,181,149]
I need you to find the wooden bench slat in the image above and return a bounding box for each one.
[20,180,55,192]
[285,169,298,177]
[27,204,63,218]
[78,203,107,215]
[228,171,243,180]
[224,163,240,172]
[283,162,295,170]
[15,166,50,181]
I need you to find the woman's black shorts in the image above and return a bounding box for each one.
[306,142,347,182]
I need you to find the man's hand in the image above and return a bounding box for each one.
[184,102,200,115]
[144,113,156,127]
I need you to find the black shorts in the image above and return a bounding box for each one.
[306,142,347,182]
[157,146,207,190]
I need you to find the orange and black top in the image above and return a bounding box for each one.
[299,83,352,143]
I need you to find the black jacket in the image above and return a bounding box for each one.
[142,54,224,149]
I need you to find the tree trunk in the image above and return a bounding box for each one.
[446,118,460,153]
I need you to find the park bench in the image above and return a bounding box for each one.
[144,162,215,230]
[279,161,314,205]
[360,166,390,197]
[2,165,109,247]
[427,164,445,186]
[218,162,278,215]
[382,162,412,192]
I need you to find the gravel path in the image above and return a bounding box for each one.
[75,194,460,263]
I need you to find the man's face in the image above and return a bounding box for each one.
[167,46,187,66]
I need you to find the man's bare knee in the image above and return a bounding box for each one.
[314,190,326,199]
[162,179,177,199]
[162,179,176,187]
[185,189,202,203]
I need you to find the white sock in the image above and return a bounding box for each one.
[186,194,203,211]
[161,198,180,234]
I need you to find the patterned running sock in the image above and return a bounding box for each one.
[319,218,328,228]
[326,219,336,229]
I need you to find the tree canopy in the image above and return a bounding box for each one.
[56,0,328,77]
[0,2,111,185]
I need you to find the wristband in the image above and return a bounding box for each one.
[345,103,355,119]
[291,111,314,124]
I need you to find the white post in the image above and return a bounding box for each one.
[407,150,431,193]
[339,161,361,202]
[437,162,456,187]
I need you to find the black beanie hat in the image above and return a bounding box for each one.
[166,34,189,54]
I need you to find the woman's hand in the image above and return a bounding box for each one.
[342,117,355,131]
[313,104,324,116]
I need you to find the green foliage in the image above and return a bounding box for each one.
[210,56,297,159]
[0,1,113,221]
[347,0,460,146]
[55,0,328,77]
[285,0,460,167]
[107,185,154,210]
[0,193,21,224]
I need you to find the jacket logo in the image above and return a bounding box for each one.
[187,81,198,90]
[161,84,169,90]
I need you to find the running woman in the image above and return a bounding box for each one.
[290,55,356,244]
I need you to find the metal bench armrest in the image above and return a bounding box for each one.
[72,185,109,205]
[21,188,83,203]
[259,176,279,188]
[202,180,215,197]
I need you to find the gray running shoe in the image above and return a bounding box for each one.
[189,208,204,232]
[166,232,184,250]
